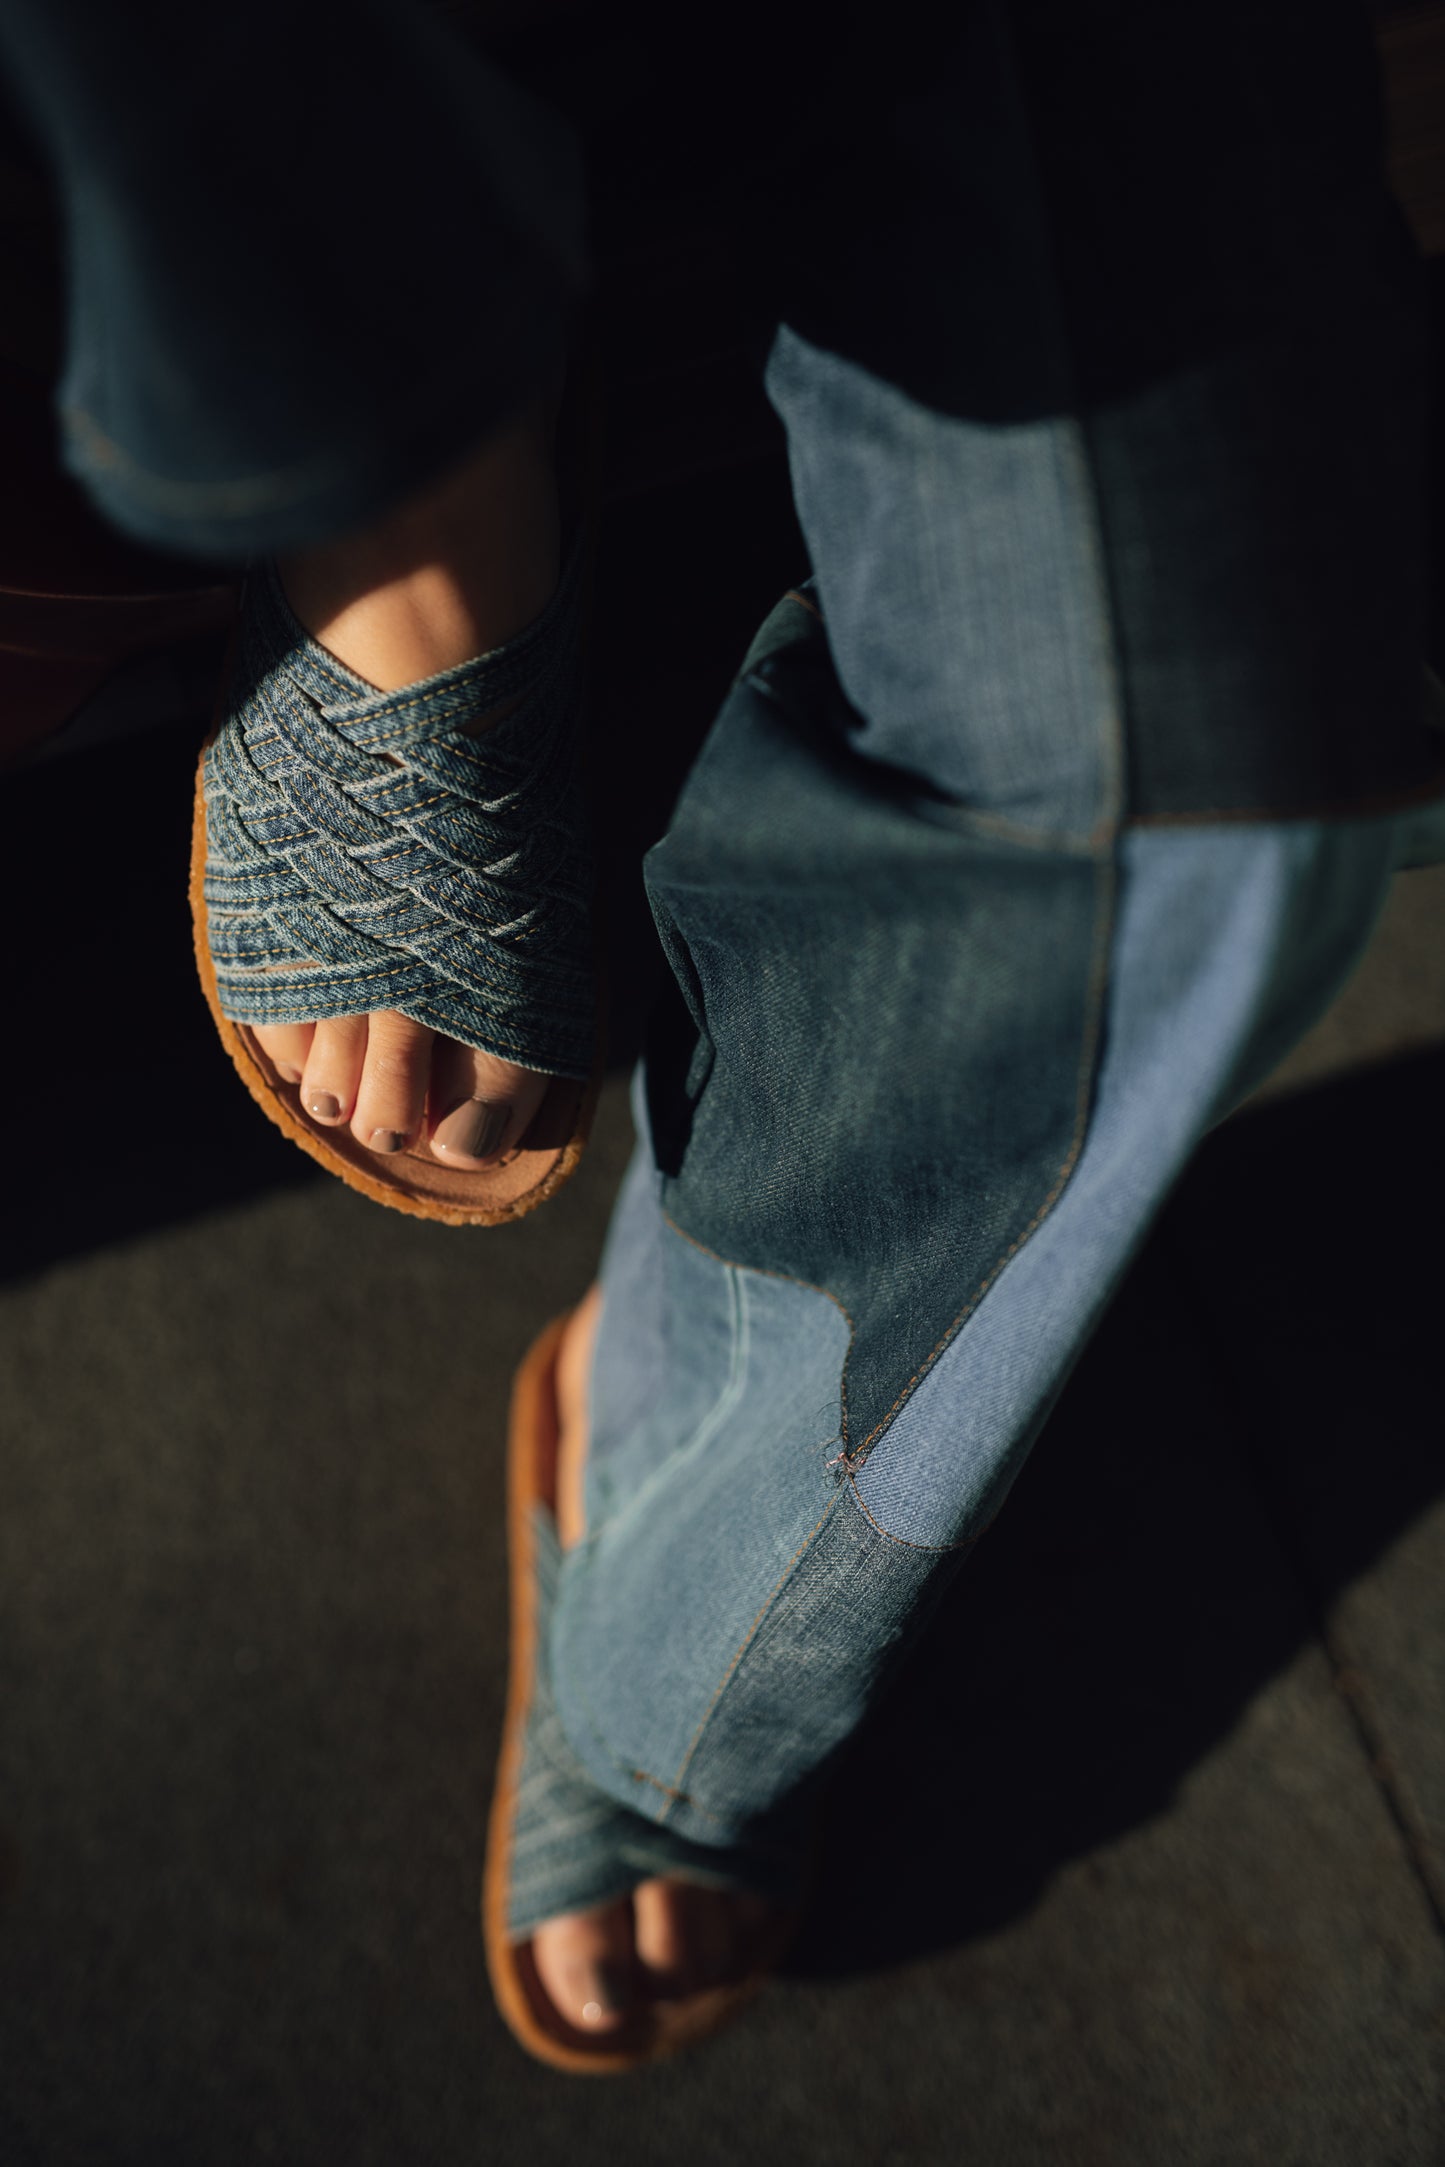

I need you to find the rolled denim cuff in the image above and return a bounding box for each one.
[0,0,590,558]
[202,535,596,1080]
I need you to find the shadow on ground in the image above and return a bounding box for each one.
[791,1045,1445,1976]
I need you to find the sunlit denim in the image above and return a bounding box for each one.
[533,300,1442,1896]
[551,742,1414,1881]
[5,0,1441,1926]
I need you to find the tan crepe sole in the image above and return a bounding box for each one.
[189,342,608,1227]
[482,1308,798,2074]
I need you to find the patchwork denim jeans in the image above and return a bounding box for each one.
[541,306,1445,1880]
[7,0,1443,1917]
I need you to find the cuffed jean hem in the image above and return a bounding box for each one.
[58,290,577,562]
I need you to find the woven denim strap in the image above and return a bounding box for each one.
[202,534,595,1079]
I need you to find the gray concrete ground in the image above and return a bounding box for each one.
[2,456,1443,2162]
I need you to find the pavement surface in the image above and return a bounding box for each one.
[2,448,1444,2165]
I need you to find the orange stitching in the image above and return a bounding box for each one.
[782,588,823,621]
[623,1770,726,1824]
[849,847,1117,1463]
[843,1473,976,1555]
[653,418,1129,1502]
[658,845,1117,1490]
[658,846,1118,1485]
[659,1210,857,1448]
[941,807,1099,854]
[836,416,1127,1480]
[660,1494,843,1817]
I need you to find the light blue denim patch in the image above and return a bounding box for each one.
[554,804,1408,1856]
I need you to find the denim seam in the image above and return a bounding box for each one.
[550,1265,755,1811]
[622,1769,726,1821]
[656,1491,846,1824]
[839,418,1126,1482]
[843,845,1118,1486]
[1125,767,1445,828]
[580,1262,751,1553]
[843,1472,978,1555]
[651,849,1119,1498]
[937,809,1101,854]
[745,670,1101,856]
[658,1211,858,1456]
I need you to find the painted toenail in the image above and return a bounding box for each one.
[433,1097,508,1161]
[579,1963,631,2022]
[305,1090,340,1121]
[368,1128,405,1154]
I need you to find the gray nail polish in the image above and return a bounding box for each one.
[305,1090,340,1122]
[433,1097,508,1162]
[369,1129,405,1155]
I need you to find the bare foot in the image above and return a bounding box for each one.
[529,1290,778,2034]
[248,372,572,1169]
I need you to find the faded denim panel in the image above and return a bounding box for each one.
[764,324,1119,841]
[562,808,1403,1845]
[585,1177,773,1540]
[641,620,1112,1459]
[553,1261,857,1848]
[509,1501,813,1935]
[852,816,1402,1549]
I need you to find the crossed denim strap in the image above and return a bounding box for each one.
[202,532,595,1079]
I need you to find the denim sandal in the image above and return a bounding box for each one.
[189,354,606,1226]
[483,1308,803,2074]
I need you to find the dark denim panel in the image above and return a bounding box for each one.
[559,1332,965,1850]
[642,612,1110,1461]
[1092,300,1443,822]
[765,331,1123,837]
[852,814,1404,1548]
[0,0,586,557]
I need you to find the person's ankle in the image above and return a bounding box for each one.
[274,375,563,693]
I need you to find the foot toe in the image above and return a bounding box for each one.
[428,1042,549,1168]
[251,1020,314,1086]
[299,1015,368,1124]
[349,1010,433,1153]
[632,1877,776,1997]
[530,1897,637,2033]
